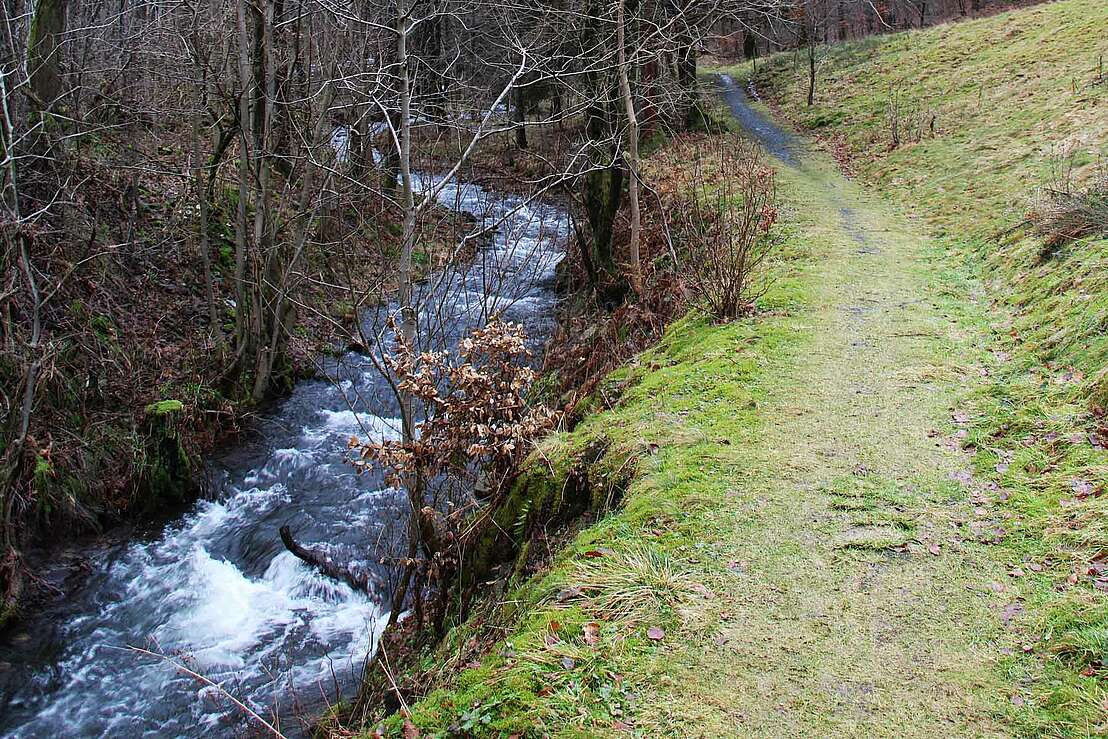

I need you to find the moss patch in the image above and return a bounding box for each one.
[142,399,190,500]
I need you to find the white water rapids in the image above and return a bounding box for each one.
[0,175,568,737]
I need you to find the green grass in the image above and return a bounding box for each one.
[352,12,1108,728]
[704,2,1108,733]
[740,0,1108,388]
[744,0,1107,234]
[377,267,814,736]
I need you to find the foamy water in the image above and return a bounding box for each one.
[0,177,566,737]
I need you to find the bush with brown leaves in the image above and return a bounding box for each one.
[351,318,558,511]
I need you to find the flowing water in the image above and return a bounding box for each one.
[0,175,568,738]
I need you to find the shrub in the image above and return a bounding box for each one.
[673,139,781,320]
[1027,158,1108,251]
[351,319,558,498]
[346,318,559,631]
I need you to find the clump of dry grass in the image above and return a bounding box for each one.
[553,545,697,623]
[1028,159,1108,251]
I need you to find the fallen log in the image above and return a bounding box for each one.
[279,525,372,595]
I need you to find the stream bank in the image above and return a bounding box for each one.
[0,177,569,738]
[339,76,1030,737]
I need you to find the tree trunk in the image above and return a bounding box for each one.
[233,0,253,376]
[674,17,698,129]
[807,41,816,106]
[280,526,372,593]
[27,0,68,112]
[616,0,641,294]
[190,69,219,333]
[250,0,278,402]
[393,0,423,627]
[512,83,527,150]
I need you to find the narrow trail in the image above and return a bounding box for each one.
[634,78,1017,735]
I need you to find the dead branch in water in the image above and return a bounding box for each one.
[279,525,372,595]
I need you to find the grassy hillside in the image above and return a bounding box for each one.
[341,117,1085,735]
[747,0,1108,389]
[722,1,1108,733]
[332,8,1108,732]
[342,141,817,736]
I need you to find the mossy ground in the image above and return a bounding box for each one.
[350,6,1108,732]
[357,92,1077,733]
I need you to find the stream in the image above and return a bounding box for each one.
[0,175,568,738]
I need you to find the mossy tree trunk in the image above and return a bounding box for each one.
[143,400,191,500]
[577,0,627,305]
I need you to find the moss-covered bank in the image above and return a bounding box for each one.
[338,106,1078,732]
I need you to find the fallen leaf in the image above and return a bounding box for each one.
[646,626,665,641]
[556,586,583,603]
[995,462,1009,474]
[583,622,600,646]
[402,719,421,739]
[1010,695,1025,707]
[1000,602,1023,625]
[1008,568,1025,578]
[928,543,941,556]
[549,620,562,632]
[561,656,575,670]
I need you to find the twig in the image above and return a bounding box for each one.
[122,645,288,738]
